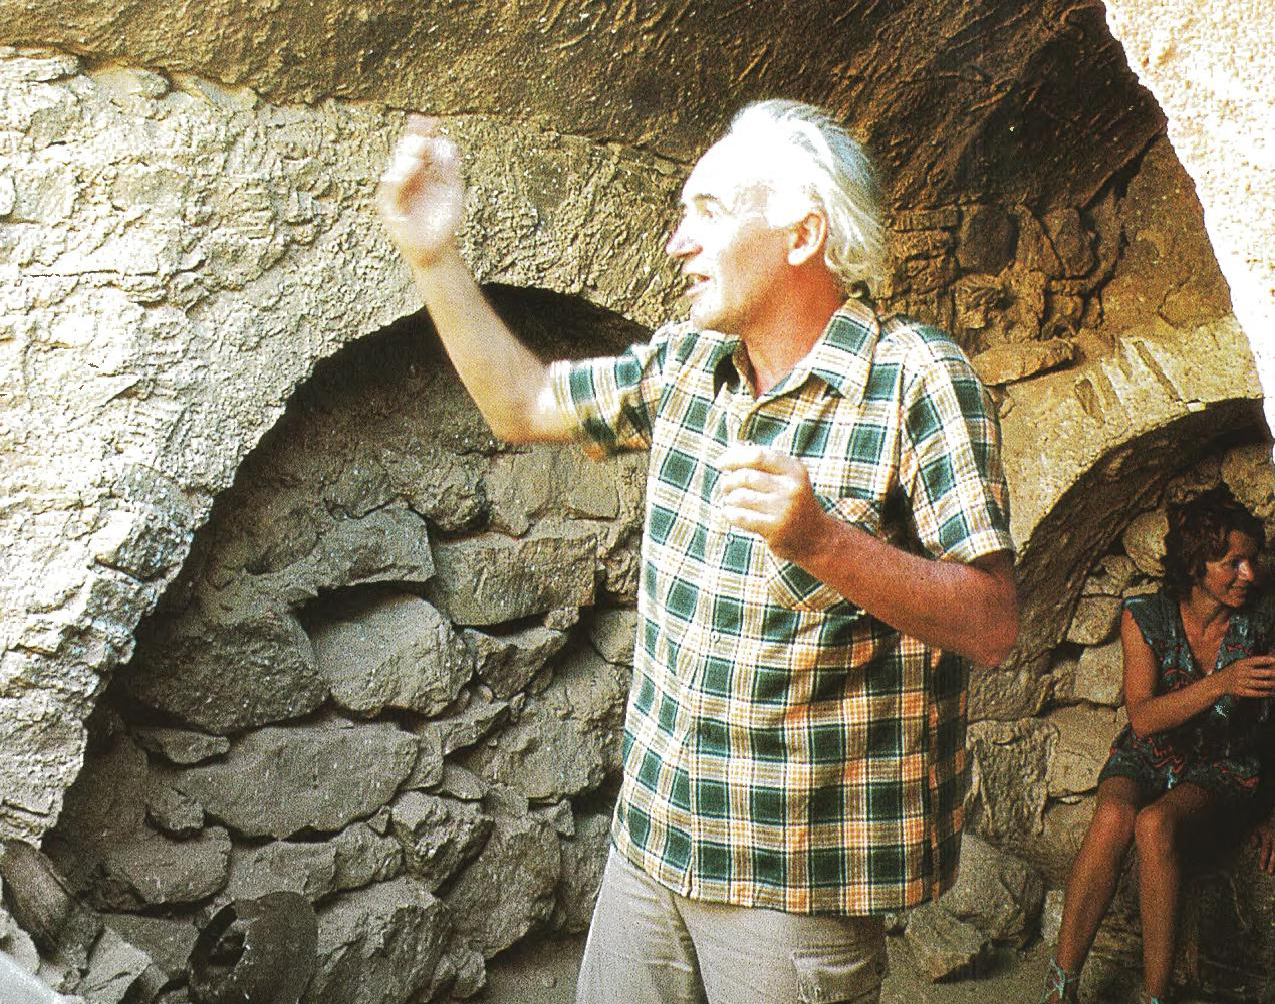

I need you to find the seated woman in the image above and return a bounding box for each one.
[1042,486,1275,1004]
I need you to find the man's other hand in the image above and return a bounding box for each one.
[376,114,466,270]
[717,444,827,564]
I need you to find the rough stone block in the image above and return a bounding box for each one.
[459,644,626,802]
[101,914,198,981]
[309,592,473,717]
[1040,888,1065,947]
[553,810,612,934]
[221,840,338,904]
[1027,798,1097,888]
[428,696,509,756]
[1072,638,1125,707]
[903,901,992,982]
[131,727,229,766]
[1045,704,1122,798]
[302,504,434,593]
[587,607,639,665]
[465,622,568,700]
[400,727,445,792]
[45,732,230,910]
[958,204,1018,273]
[1042,207,1096,277]
[388,792,492,892]
[142,781,204,838]
[331,821,404,893]
[937,834,1044,946]
[1122,508,1168,578]
[443,945,487,999]
[968,720,1052,844]
[971,337,1076,387]
[91,828,232,912]
[1,926,41,977]
[445,810,561,958]
[484,448,622,536]
[75,926,165,1004]
[304,878,451,1004]
[173,719,417,839]
[425,530,597,626]
[1066,593,1122,646]
[434,764,487,803]
[124,595,327,735]
[1221,442,1275,520]
[1083,555,1139,597]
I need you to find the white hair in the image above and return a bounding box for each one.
[723,99,887,298]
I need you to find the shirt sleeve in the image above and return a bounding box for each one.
[546,323,680,460]
[899,341,1014,563]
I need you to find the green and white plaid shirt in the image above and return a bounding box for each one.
[548,298,1013,914]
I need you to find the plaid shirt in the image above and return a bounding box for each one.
[548,298,1013,914]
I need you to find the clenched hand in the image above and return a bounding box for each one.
[376,114,466,270]
[716,444,828,564]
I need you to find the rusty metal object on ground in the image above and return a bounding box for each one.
[188,892,317,1004]
[0,839,102,956]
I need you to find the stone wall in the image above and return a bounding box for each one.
[2,1,1274,1001]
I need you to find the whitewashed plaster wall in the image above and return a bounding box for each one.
[1102,0,1275,439]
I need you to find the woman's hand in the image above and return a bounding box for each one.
[1210,654,1275,700]
[1251,812,1275,874]
[376,115,467,271]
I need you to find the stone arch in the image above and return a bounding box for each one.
[42,284,652,1000]
[0,50,680,842]
[1005,325,1265,662]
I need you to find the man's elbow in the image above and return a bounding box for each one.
[976,617,1018,668]
[975,591,1019,667]
[484,408,575,447]
[488,419,537,445]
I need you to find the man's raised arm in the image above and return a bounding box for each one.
[376,115,577,445]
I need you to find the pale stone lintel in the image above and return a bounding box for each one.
[1001,312,1260,546]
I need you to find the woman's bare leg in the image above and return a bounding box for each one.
[1132,781,1215,1000]
[1054,777,1147,975]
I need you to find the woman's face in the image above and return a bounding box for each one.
[1195,530,1261,609]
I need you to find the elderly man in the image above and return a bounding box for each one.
[378,99,1017,1004]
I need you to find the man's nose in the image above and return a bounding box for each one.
[666,222,695,257]
[1239,560,1256,583]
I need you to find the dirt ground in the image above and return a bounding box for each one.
[462,930,1226,1004]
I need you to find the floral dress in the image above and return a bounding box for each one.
[1098,589,1275,801]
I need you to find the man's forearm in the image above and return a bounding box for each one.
[411,251,576,444]
[795,513,1018,666]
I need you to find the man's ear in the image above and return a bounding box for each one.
[787,211,827,267]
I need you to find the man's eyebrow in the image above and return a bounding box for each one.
[683,192,728,211]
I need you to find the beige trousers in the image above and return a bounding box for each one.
[576,849,887,1004]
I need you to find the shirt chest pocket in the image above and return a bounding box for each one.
[763,495,881,614]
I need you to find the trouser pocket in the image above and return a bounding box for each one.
[790,936,888,1003]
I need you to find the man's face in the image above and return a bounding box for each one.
[665,138,791,337]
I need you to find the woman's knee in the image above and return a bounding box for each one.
[1088,795,1138,847]
[1133,802,1179,857]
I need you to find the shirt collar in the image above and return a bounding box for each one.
[796,297,881,401]
[707,297,881,401]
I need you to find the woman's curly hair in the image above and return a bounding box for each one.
[1162,486,1264,598]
